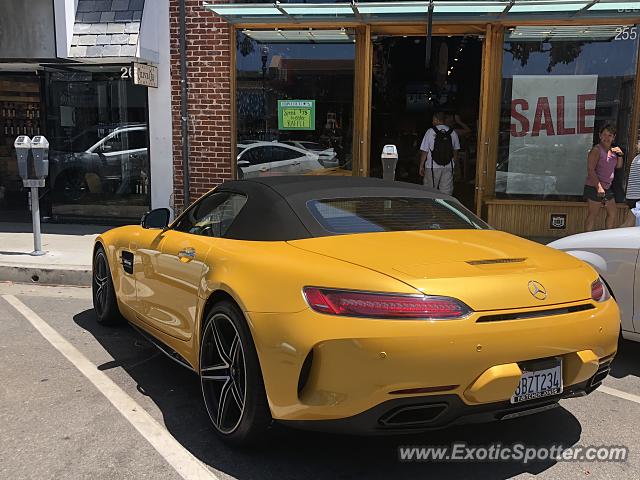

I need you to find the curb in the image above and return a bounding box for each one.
[0,264,92,287]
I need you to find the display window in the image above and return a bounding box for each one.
[44,67,150,220]
[497,25,639,201]
[235,29,355,179]
[0,75,42,222]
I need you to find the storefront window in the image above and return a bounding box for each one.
[498,25,639,200]
[235,29,355,178]
[45,68,150,220]
[0,74,42,222]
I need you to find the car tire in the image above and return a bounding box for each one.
[92,246,124,326]
[55,169,88,202]
[199,301,272,446]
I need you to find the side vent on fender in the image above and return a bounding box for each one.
[121,251,134,274]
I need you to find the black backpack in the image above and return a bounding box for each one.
[430,126,454,166]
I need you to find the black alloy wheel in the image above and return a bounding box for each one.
[57,169,88,202]
[200,301,271,445]
[92,247,123,325]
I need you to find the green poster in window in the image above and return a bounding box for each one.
[278,100,315,130]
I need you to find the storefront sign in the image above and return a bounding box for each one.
[133,63,158,88]
[508,75,598,196]
[278,100,315,130]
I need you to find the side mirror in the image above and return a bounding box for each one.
[141,208,170,229]
[237,160,250,167]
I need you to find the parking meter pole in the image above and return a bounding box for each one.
[30,186,44,256]
[15,135,48,256]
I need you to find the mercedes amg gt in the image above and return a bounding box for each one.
[92,176,619,445]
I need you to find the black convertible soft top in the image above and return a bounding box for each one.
[215,176,455,241]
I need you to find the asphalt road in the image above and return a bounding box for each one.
[1,282,639,480]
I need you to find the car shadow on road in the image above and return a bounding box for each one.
[610,339,640,378]
[74,308,584,480]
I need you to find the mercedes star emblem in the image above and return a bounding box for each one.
[528,281,547,300]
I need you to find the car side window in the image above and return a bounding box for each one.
[102,132,124,152]
[271,146,301,162]
[241,147,268,165]
[173,192,247,238]
[128,130,148,149]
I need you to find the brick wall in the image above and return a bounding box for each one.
[169,0,231,212]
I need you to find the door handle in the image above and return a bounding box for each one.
[178,247,196,262]
[259,167,268,172]
[293,161,301,166]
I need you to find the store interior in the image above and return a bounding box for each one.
[370,35,482,211]
[0,68,150,225]
[0,75,43,223]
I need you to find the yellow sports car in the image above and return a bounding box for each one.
[93,176,619,445]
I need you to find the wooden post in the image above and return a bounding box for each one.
[475,24,503,217]
[353,25,372,177]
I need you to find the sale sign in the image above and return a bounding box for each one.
[505,75,598,195]
[278,100,315,130]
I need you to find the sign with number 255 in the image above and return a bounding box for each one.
[615,26,638,41]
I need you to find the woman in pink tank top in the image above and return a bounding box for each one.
[584,124,624,231]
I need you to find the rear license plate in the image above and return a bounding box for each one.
[511,361,563,404]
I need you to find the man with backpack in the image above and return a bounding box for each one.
[418,111,460,195]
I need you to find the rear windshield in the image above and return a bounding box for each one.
[307,197,489,234]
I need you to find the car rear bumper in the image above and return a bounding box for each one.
[279,366,611,434]
[247,298,619,426]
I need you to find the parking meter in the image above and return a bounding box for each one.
[13,135,47,256]
[381,144,398,181]
[14,135,31,180]
[31,136,49,179]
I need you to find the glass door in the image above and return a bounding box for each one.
[369,35,483,211]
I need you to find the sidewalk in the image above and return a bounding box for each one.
[0,223,112,286]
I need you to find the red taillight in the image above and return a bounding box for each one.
[302,287,470,319]
[591,278,609,302]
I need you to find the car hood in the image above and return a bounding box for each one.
[288,230,596,311]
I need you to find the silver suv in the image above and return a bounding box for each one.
[49,124,148,202]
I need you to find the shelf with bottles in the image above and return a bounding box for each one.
[2,118,41,138]
[0,102,41,121]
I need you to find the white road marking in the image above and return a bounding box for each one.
[0,282,92,299]
[2,294,219,480]
[598,385,640,405]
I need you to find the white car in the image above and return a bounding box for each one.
[236,141,323,178]
[281,141,339,167]
[548,229,640,342]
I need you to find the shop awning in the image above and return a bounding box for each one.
[203,1,640,24]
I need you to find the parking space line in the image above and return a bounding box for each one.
[2,294,219,480]
[598,385,640,405]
